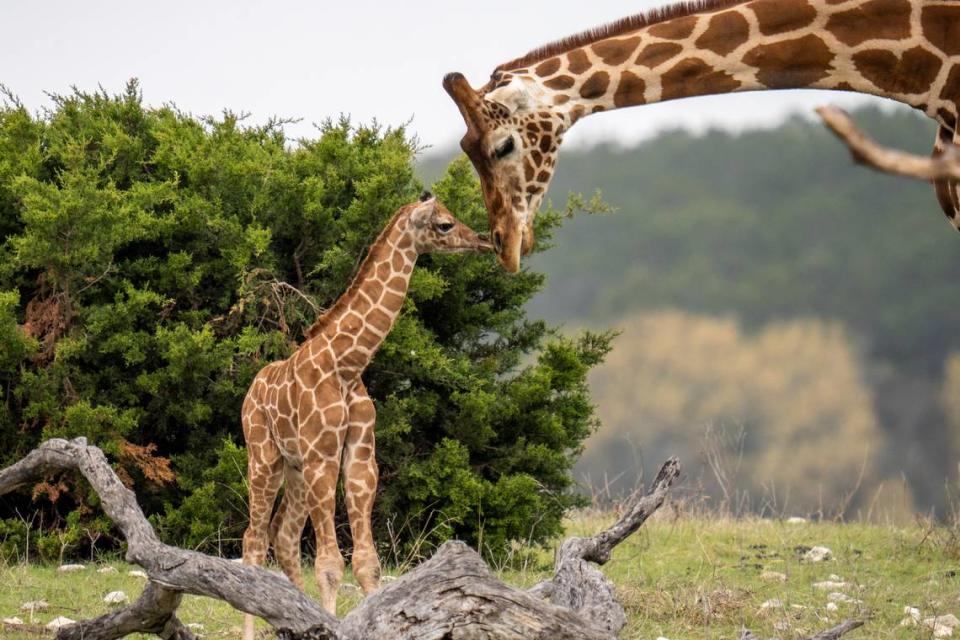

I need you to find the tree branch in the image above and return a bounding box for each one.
[816,105,960,181]
[0,440,864,640]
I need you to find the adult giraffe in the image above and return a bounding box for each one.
[241,195,489,638]
[444,0,960,272]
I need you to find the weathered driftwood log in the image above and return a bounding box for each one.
[0,438,337,638]
[817,105,960,181]
[0,438,864,640]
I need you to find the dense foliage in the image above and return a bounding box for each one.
[0,81,612,562]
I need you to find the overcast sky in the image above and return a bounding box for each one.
[4,0,882,153]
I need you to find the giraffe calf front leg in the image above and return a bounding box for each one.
[302,405,348,615]
[344,389,381,595]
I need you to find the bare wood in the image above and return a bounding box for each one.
[57,582,193,640]
[333,541,613,640]
[0,438,338,637]
[808,619,865,640]
[816,105,960,181]
[527,458,680,633]
[0,439,865,640]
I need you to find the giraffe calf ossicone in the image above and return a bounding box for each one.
[241,196,491,636]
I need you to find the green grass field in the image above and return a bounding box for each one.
[1,513,958,639]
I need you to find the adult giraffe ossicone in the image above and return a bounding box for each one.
[444,0,960,272]
[241,195,490,638]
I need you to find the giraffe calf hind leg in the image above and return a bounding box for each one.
[270,465,309,590]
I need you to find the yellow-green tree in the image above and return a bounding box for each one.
[579,310,902,517]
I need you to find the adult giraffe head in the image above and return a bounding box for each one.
[446,0,960,271]
[444,71,567,273]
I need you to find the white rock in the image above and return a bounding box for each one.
[103,590,128,604]
[804,546,833,562]
[813,581,849,590]
[828,574,843,581]
[761,570,787,582]
[656,637,670,640]
[380,575,397,583]
[905,606,922,620]
[46,616,76,630]
[58,563,85,572]
[20,600,49,612]
[925,615,960,630]
[774,620,791,632]
[97,566,119,574]
[187,623,205,632]
[787,516,808,524]
[760,598,784,610]
[827,592,861,604]
[934,624,955,638]
[901,617,919,627]
[2,617,23,625]
[127,569,148,579]
[339,583,360,593]
[826,602,839,612]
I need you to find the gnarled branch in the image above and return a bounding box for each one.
[0,439,864,640]
[816,105,960,181]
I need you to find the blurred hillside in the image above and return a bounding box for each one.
[418,105,960,517]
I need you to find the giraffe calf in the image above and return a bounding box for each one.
[241,195,490,637]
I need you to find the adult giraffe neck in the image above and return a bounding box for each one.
[502,0,955,129]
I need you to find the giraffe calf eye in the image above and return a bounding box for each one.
[494,137,515,159]
[436,222,455,234]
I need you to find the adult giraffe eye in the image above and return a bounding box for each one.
[494,137,515,159]
[436,221,455,234]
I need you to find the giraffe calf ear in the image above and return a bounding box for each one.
[410,197,436,227]
[486,78,531,115]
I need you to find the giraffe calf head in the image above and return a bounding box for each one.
[406,196,493,255]
[444,72,564,273]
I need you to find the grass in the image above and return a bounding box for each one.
[1,512,958,639]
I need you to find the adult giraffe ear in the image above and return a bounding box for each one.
[410,197,437,228]
[485,77,531,115]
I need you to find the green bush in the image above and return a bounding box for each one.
[0,81,611,562]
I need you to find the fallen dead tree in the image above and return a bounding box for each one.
[0,438,865,639]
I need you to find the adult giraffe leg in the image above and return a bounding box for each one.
[269,464,309,590]
[241,408,283,640]
[933,125,960,228]
[343,384,381,596]
[302,406,348,614]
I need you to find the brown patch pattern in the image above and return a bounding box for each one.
[695,11,750,56]
[544,75,576,90]
[940,66,960,104]
[567,49,592,74]
[750,0,817,35]
[535,58,561,77]
[648,15,698,40]
[592,36,642,65]
[922,5,960,56]
[825,0,912,46]
[661,57,741,100]
[636,42,684,69]
[614,71,646,107]
[742,35,834,88]
[853,46,942,95]
[580,71,611,99]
